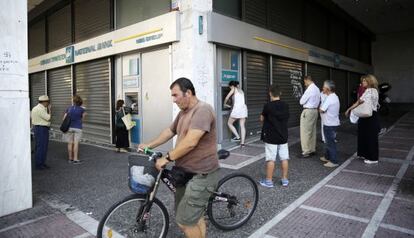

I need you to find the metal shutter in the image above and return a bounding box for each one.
[329,18,346,56]
[245,51,269,136]
[47,4,72,51]
[74,58,111,143]
[347,28,359,60]
[28,19,46,58]
[359,36,371,64]
[29,72,46,110]
[331,69,347,112]
[304,2,328,49]
[272,57,304,127]
[348,72,361,106]
[244,0,267,27]
[47,67,73,131]
[268,0,303,40]
[306,63,329,89]
[74,0,110,42]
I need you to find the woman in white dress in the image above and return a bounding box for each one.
[224,81,248,146]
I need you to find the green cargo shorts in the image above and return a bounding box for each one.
[175,168,220,226]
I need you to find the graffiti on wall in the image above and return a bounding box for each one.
[289,69,303,99]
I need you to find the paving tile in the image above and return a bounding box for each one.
[395,179,414,202]
[345,159,400,176]
[379,141,413,151]
[380,137,414,146]
[303,186,382,218]
[219,154,254,166]
[266,208,367,238]
[404,166,414,180]
[230,145,264,156]
[375,227,414,238]
[380,148,409,159]
[382,199,414,230]
[327,171,393,194]
[0,214,87,238]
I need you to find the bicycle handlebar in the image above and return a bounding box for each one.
[142,148,163,161]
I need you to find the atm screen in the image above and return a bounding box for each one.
[125,92,139,114]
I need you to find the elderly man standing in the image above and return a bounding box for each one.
[31,95,52,170]
[299,76,320,158]
[319,80,340,167]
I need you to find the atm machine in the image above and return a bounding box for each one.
[217,48,241,147]
[122,53,141,148]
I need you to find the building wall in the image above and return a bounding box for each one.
[171,0,215,109]
[372,31,414,103]
[0,0,32,217]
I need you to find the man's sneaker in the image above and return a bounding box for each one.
[281,179,289,187]
[302,151,316,158]
[231,137,241,142]
[259,179,274,188]
[73,160,83,165]
[364,159,378,164]
[323,161,339,168]
[320,156,329,162]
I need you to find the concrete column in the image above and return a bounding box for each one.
[171,0,215,113]
[0,0,32,216]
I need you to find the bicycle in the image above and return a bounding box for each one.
[97,149,259,238]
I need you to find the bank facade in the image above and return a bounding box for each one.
[28,0,373,150]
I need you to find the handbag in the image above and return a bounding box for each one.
[60,107,72,133]
[352,90,373,118]
[121,107,135,130]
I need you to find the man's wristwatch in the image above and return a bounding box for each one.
[165,152,173,162]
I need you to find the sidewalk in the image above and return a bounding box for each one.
[249,111,414,238]
[0,108,410,238]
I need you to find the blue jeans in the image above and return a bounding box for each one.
[34,125,49,167]
[323,125,338,164]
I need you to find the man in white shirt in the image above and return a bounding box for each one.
[299,76,320,157]
[319,81,340,167]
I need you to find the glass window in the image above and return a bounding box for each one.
[213,0,241,19]
[116,0,171,29]
[28,19,46,58]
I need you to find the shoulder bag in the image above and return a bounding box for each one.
[60,106,72,133]
[352,90,373,118]
[121,107,135,130]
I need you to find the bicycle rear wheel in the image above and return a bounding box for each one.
[207,173,258,230]
[97,194,169,238]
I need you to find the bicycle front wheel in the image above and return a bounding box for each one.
[207,173,258,230]
[97,194,169,238]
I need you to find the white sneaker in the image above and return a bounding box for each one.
[323,161,339,168]
[320,157,329,162]
[364,159,378,164]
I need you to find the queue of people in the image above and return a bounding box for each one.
[31,74,380,173]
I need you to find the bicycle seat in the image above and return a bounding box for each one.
[217,149,230,160]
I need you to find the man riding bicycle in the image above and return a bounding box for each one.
[138,77,219,238]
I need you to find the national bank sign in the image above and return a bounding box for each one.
[29,11,179,73]
[40,40,113,66]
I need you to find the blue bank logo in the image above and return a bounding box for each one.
[66,46,75,63]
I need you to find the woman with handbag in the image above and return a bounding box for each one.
[115,99,131,153]
[62,95,85,164]
[345,74,380,164]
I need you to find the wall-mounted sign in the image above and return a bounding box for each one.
[221,70,238,82]
[29,12,179,73]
